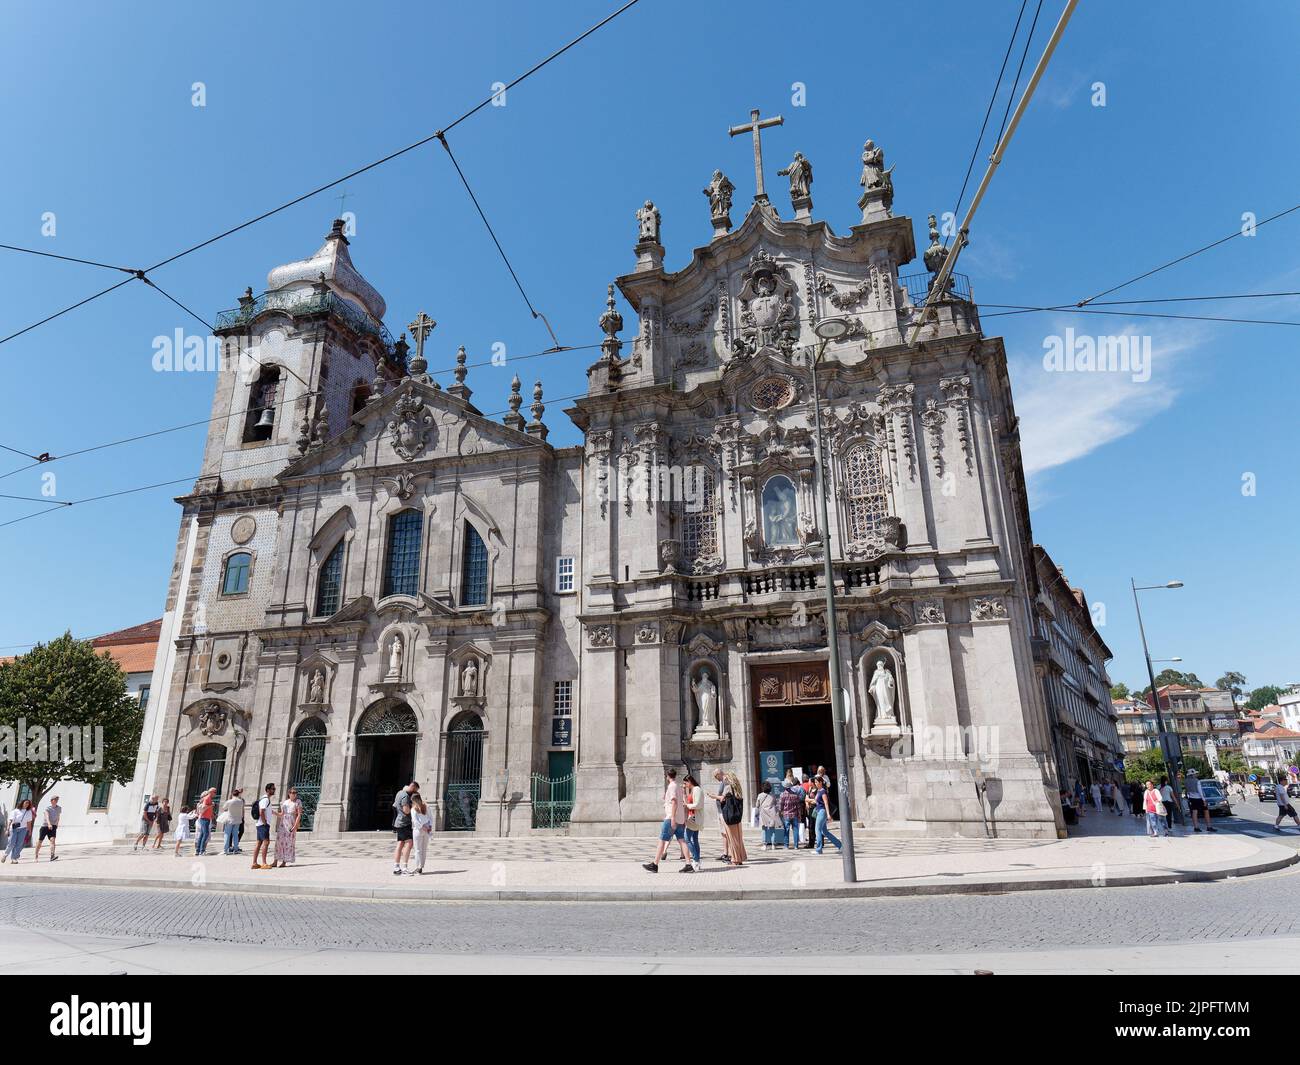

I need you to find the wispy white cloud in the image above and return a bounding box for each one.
[1011,318,1206,489]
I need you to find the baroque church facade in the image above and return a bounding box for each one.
[127,128,1071,840]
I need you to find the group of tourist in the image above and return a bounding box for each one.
[642,766,843,874]
[127,784,303,868]
[1,794,62,864]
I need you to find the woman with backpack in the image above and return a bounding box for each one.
[715,771,747,866]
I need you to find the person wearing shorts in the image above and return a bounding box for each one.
[1275,776,1300,832]
[251,783,275,869]
[1184,770,1215,833]
[33,796,60,862]
[642,768,690,873]
[392,781,417,875]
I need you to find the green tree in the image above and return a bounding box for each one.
[1180,753,1211,778]
[1246,685,1285,712]
[1222,752,1248,777]
[0,632,144,807]
[1139,669,1205,702]
[1110,682,1131,700]
[1124,748,1171,784]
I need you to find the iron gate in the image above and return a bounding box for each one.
[531,771,576,829]
[444,715,484,831]
[290,719,327,831]
[185,744,226,808]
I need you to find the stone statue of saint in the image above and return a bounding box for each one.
[869,659,896,723]
[860,139,886,189]
[691,667,719,734]
[308,669,325,703]
[460,658,478,697]
[702,170,734,222]
[388,634,403,678]
[636,200,661,243]
[777,152,813,200]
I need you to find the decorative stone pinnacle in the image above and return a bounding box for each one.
[527,379,548,440]
[504,373,525,431]
[447,344,471,402]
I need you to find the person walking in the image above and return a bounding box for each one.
[221,789,245,855]
[1273,775,1300,833]
[812,774,843,855]
[2,800,33,863]
[1089,780,1102,812]
[194,787,217,855]
[717,771,747,867]
[251,784,275,869]
[410,791,433,874]
[756,781,782,850]
[392,780,417,876]
[153,799,172,849]
[273,787,301,868]
[643,768,691,873]
[682,774,703,872]
[1184,770,1216,833]
[710,769,729,861]
[779,777,803,849]
[134,795,160,851]
[1159,777,1176,834]
[33,795,61,862]
[1128,780,1143,817]
[1142,778,1169,837]
[173,805,194,856]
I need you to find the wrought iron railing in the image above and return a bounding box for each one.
[531,771,576,829]
[215,288,401,362]
[899,270,972,307]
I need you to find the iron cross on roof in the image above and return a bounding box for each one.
[408,311,436,362]
[728,108,784,203]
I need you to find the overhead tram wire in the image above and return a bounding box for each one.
[1075,202,1300,306]
[0,0,642,348]
[946,0,1030,247]
[980,303,1300,327]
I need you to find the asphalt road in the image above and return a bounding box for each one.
[2,801,1297,959]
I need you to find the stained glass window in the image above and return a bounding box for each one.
[462,523,489,606]
[382,510,422,598]
[221,552,251,595]
[845,442,888,541]
[316,540,344,616]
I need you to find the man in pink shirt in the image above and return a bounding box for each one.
[642,768,692,873]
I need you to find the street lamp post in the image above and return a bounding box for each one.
[809,317,857,883]
[1131,578,1186,825]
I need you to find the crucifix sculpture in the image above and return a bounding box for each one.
[335,187,351,218]
[408,311,436,361]
[728,107,784,203]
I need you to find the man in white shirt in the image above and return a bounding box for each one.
[34,797,61,862]
[1184,770,1215,833]
[1274,776,1300,832]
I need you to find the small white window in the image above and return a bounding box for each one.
[554,680,572,716]
[555,556,575,593]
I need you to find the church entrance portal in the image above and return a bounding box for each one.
[750,661,837,810]
[348,702,418,832]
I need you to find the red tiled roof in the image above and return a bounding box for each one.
[90,619,162,646]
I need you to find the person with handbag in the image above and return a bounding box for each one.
[717,771,747,866]
[1143,778,1169,837]
[221,788,245,855]
[682,774,703,872]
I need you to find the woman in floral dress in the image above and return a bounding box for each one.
[273,787,302,867]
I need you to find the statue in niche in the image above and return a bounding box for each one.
[387,634,403,679]
[691,667,719,735]
[869,658,897,725]
[308,669,325,704]
[761,477,799,546]
[460,658,478,697]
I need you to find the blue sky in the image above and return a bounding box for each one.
[1,0,1296,694]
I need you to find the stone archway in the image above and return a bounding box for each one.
[348,701,419,831]
[185,743,228,808]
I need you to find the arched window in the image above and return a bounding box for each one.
[844,442,888,542]
[382,510,422,598]
[315,540,344,617]
[678,466,718,567]
[761,475,799,547]
[462,524,489,606]
[221,552,252,596]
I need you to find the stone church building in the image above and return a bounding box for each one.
[127,129,1076,840]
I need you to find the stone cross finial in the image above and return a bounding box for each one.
[728,107,784,203]
[408,311,436,359]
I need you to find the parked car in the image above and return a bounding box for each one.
[1287,782,1300,798]
[1198,780,1232,817]
[1258,780,1276,801]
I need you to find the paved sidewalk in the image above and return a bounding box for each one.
[2,817,1294,900]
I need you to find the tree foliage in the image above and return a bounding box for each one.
[0,632,144,806]
[1246,685,1285,712]
[1110,682,1131,700]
